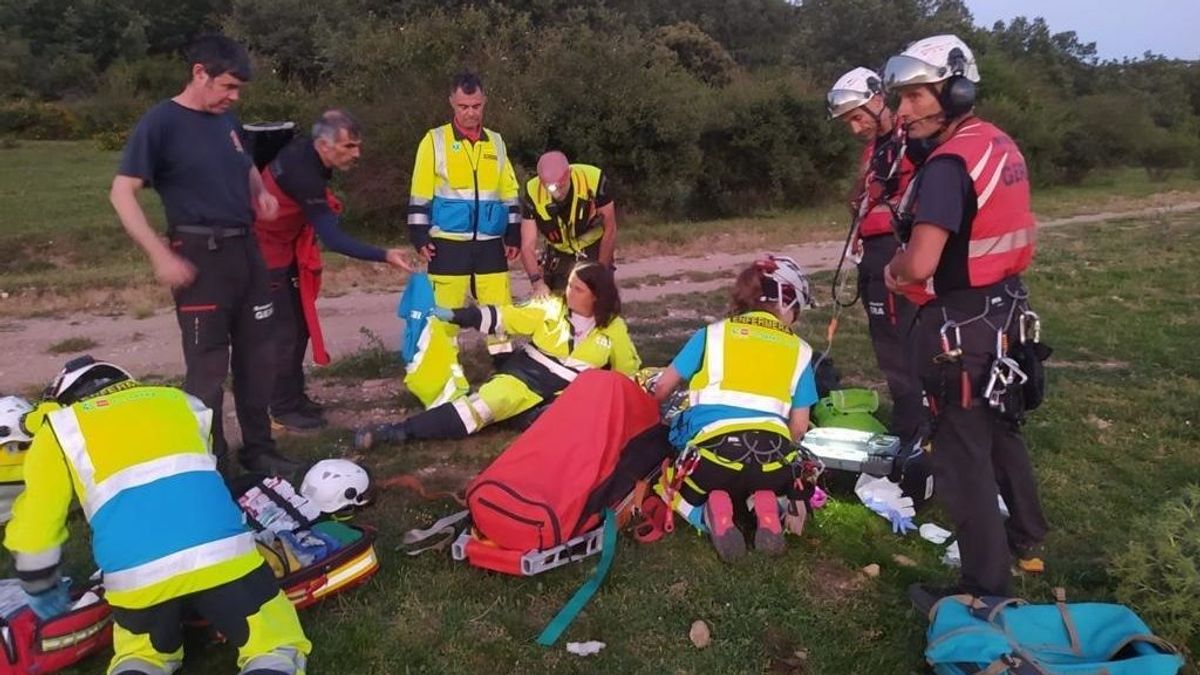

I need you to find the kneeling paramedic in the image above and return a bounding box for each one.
[652,256,820,562]
[253,109,413,432]
[0,395,59,523]
[356,262,640,447]
[882,35,1050,597]
[519,151,618,295]
[827,67,926,444]
[3,356,311,674]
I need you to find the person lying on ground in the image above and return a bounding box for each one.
[652,256,820,563]
[355,262,640,447]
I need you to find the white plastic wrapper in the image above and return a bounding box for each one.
[919,523,952,545]
[566,641,606,656]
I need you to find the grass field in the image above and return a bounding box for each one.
[3,140,1200,318]
[10,210,1198,674]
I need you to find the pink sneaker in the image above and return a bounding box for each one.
[752,490,786,556]
[704,491,746,563]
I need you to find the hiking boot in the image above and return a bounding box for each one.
[751,490,786,556]
[355,423,407,451]
[272,410,326,432]
[1012,543,1046,575]
[704,490,746,563]
[299,393,325,417]
[240,450,303,480]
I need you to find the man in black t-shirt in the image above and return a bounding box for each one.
[254,110,412,431]
[110,35,299,478]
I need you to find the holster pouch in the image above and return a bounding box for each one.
[1013,340,1052,412]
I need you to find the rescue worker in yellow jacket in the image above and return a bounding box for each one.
[356,262,640,447]
[0,396,47,523]
[407,71,521,360]
[652,256,820,563]
[520,151,617,295]
[3,356,310,675]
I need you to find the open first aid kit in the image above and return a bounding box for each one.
[231,474,380,609]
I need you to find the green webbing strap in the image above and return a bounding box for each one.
[536,508,617,647]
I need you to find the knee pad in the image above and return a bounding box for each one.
[239,647,306,675]
[110,657,179,675]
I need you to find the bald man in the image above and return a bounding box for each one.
[519,152,617,295]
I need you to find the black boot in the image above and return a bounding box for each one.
[355,423,407,450]
[299,393,325,417]
[239,450,303,480]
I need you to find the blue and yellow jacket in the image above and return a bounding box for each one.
[670,311,818,448]
[3,383,261,609]
[407,123,521,249]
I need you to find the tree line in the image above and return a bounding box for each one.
[2,0,1198,226]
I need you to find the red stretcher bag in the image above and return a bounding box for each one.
[462,371,664,573]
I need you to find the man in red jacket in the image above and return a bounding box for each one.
[827,67,925,445]
[254,109,411,430]
[883,35,1049,599]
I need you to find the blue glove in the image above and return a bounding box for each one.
[25,579,71,620]
[886,509,918,535]
[430,306,454,321]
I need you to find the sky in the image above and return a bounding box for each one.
[965,0,1200,61]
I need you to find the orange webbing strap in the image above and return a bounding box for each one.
[377,474,467,507]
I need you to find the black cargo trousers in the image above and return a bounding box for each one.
[170,227,277,467]
[266,266,308,417]
[913,279,1049,596]
[858,234,927,443]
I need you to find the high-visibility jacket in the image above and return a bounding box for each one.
[856,135,915,238]
[0,402,58,486]
[678,311,812,446]
[467,297,641,397]
[4,384,262,609]
[928,119,1037,290]
[525,164,607,255]
[407,124,520,243]
[0,402,59,523]
[399,272,470,409]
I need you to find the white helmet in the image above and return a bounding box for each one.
[48,355,133,405]
[884,35,980,119]
[883,34,980,89]
[827,67,883,119]
[0,396,34,452]
[300,459,371,514]
[756,254,813,315]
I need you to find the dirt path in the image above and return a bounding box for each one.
[3,200,1198,392]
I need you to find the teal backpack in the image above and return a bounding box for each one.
[924,590,1184,674]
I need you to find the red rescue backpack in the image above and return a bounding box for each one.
[463,371,665,572]
[0,586,112,674]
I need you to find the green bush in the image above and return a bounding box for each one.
[691,72,852,216]
[1110,484,1200,654]
[93,130,128,151]
[1139,128,1198,182]
[0,100,82,139]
